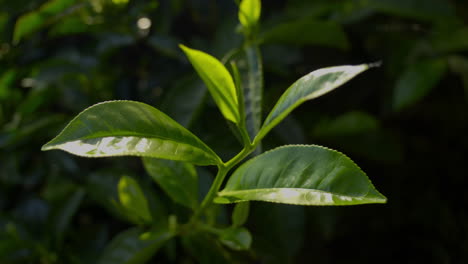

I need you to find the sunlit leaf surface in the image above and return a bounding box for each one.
[180,45,239,124]
[255,64,370,142]
[216,145,386,205]
[42,100,220,165]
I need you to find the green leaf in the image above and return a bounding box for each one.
[219,227,252,251]
[180,45,239,124]
[232,202,250,227]
[215,145,386,205]
[254,64,370,143]
[182,232,232,263]
[393,59,447,112]
[98,226,173,264]
[13,0,75,43]
[143,158,199,210]
[118,176,152,224]
[0,69,16,100]
[365,0,456,21]
[238,45,263,144]
[51,188,85,245]
[41,100,220,165]
[239,0,261,29]
[160,75,207,128]
[261,19,349,50]
[431,27,468,53]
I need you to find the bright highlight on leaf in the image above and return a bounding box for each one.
[41,100,220,165]
[180,45,239,124]
[254,64,371,143]
[215,145,386,206]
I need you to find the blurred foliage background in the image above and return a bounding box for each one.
[1,0,467,263]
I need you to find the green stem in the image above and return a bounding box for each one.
[190,144,255,224]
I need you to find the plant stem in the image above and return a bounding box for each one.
[190,144,255,224]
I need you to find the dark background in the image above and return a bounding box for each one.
[1,0,467,263]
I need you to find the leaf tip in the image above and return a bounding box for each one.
[368,61,383,68]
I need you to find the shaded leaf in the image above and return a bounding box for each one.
[216,145,386,205]
[160,76,207,128]
[118,176,152,224]
[313,111,380,137]
[182,232,232,264]
[261,19,349,50]
[238,45,263,144]
[143,158,198,210]
[13,0,76,43]
[98,226,173,264]
[365,0,456,21]
[255,64,370,143]
[51,188,85,245]
[180,45,239,124]
[219,227,252,251]
[393,59,447,111]
[232,202,250,227]
[42,100,220,165]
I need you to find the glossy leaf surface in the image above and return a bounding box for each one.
[143,158,198,210]
[239,0,261,29]
[216,145,386,205]
[180,45,239,124]
[41,101,220,165]
[255,64,370,143]
[98,226,173,264]
[393,59,447,111]
[118,176,152,224]
[219,227,252,251]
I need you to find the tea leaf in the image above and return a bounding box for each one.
[42,101,220,165]
[216,145,386,205]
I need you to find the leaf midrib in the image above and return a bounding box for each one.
[219,187,377,200]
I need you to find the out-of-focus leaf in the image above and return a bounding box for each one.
[393,59,447,111]
[160,76,207,128]
[143,158,198,210]
[232,202,250,227]
[180,45,239,124]
[365,0,456,21]
[255,64,370,143]
[118,176,152,224]
[42,101,220,165]
[49,15,87,36]
[98,226,173,264]
[182,232,232,264]
[219,227,252,251]
[87,171,141,223]
[216,145,386,205]
[238,0,261,29]
[261,19,349,50]
[249,203,305,263]
[50,188,85,245]
[13,0,76,43]
[0,70,16,100]
[432,27,468,53]
[313,111,379,137]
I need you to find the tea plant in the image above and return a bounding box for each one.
[42,0,386,263]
